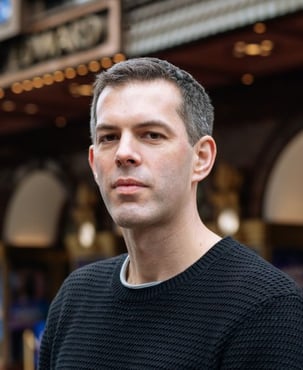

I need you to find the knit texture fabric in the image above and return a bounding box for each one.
[39,237,303,369]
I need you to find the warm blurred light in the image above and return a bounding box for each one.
[65,67,76,79]
[22,80,33,92]
[101,57,112,69]
[254,22,266,34]
[11,82,23,94]
[113,53,126,63]
[5,55,117,97]
[78,84,92,97]
[24,103,38,115]
[77,64,88,76]
[233,41,246,57]
[69,83,92,97]
[23,329,35,370]
[245,43,260,56]
[260,39,274,56]
[88,60,100,73]
[78,221,96,248]
[43,73,54,85]
[69,83,79,97]
[32,77,44,89]
[217,208,240,235]
[55,116,67,127]
[233,40,273,58]
[53,70,65,82]
[2,100,16,112]
[241,73,254,85]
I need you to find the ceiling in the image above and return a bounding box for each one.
[0,10,303,155]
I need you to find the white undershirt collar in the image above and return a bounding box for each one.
[120,255,162,289]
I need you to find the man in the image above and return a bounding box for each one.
[39,58,303,369]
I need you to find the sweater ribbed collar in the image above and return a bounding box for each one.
[112,236,235,302]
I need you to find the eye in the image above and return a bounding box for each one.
[97,133,119,143]
[143,132,165,140]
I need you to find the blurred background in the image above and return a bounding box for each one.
[0,0,303,368]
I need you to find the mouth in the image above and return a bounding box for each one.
[112,178,147,194]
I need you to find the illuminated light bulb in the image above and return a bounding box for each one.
[22,79,33,91]
[113,53,126,63]
[245,43,260,56]
[11,82,23,94]
[65,67,76,79]
[24,103,38,115]
[32,77,44,89]
[217,208,240,235]
[88,60,100,73]
[100,57,112,69]
[77,64,88,76]
[69,83,79,97]
[254,22,266,34]
[241,73,254,85]
[79,84,93,97]
[78,221,96,248]
[260,40,274,55]
[43,73,54,85]
[2,100,16,112]
[261,40,273,50]
[53,70,65,82]
[233,41,246,57]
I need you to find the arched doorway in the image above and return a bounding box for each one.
[263,130,303,225]
[262,130,303,286]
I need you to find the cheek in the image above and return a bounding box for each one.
[154,150,193,192]
[92,157,111,190]
[93,153,111,175]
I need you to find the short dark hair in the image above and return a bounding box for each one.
[90,57,214,145]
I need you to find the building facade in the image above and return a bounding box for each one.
[0,0,303,368]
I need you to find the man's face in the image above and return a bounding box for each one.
[89,80,197,229]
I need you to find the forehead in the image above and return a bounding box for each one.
[96,79,182,115]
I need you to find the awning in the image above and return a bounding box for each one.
[124,0,303,56]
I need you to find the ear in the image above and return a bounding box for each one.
[192,135,217,183]
[88,145,98,183]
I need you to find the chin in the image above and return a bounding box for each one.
[113,210,157,229]
[110,203,164,229]
[114,216,148,229]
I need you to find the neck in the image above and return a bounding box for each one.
[121,209,221,285]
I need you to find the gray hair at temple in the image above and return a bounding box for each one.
[90,57,214,146]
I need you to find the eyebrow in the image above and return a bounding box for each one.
[95,120,175,134]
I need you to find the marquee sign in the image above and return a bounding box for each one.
[0,0,121,88]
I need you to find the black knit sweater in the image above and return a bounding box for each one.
[39,237,303,369]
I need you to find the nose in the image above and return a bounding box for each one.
[115,133,141,167]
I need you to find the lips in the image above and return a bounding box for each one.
[113,178,146,187]
[112,178,147,194]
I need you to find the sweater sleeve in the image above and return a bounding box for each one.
[220,294,303,369]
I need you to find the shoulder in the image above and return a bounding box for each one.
[219,241,303,367]
[208,238,303,346]
[68,254,126,281]
[61,253,126,293]
[214,238,303,304]
[45,254,126,323]
[48,254,126,311]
